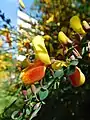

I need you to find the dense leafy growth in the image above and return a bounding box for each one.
[0,0,90,120]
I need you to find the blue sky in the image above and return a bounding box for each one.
[23,0,33,13]
[0,0,17,26]
[0,0,34,26]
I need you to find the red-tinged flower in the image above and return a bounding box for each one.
[69,67,85,87]
[21,60,46,85]
[6,32,11,46]
[22,90,27,96]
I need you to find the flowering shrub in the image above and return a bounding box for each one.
[0,0,90,120]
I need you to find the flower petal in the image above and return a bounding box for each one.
[69,67,85,87]
[21,65,46,85]
[58,31,72,44]
[46,15,54,24]
[52,60,67,70]
[70,15,86,35]
[32,35,51,65]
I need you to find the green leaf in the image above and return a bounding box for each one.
[29,106,41,120]
[11,110,19,120]
[0,95,17,115]
[54,68,64,78]
[70,59,78,66]
[26,108,31,115]
[54,82,60,89]
[39,89,49,101]
[11,110,23,120]
[0,84,17,115]
[66,65,75,76]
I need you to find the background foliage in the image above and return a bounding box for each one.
[0,0,90,120]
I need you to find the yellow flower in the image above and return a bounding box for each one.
[58,31,72,44]
[44,35,52,41]
[0,28,9,36]
[32,35,51,65]
[0,59,12,70]
[46,15,54,24]
[52,60,67,70]
[82,20,90,30]
[0,71,9,86]
[70,15,86,35]
[0,55,4,60]
[44,0,51,4]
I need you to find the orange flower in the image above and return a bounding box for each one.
[69,67,85,87]
[21,60,46,84]
[5,32,11,47]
